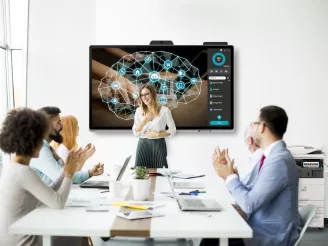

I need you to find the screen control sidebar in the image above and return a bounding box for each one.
[207,48,232,127]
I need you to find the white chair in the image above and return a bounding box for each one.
[293,204,317,246]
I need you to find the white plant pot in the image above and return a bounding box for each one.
[132,178,151,201]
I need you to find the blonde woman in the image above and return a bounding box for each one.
[132,84,176,168]
[52,115,104,177]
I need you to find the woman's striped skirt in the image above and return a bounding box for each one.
[135,138,168,168]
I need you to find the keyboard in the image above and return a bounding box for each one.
[173,182,204,189]
[79,180,109,189]
[182,199,206,208]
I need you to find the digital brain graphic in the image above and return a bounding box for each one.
[98,51,202,120]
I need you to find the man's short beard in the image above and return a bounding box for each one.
[50,132,63,144]
[254,137,261,148]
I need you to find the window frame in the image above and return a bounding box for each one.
[0,0,29,169]
[1,0,29,110]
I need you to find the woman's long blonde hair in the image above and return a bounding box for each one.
[139,84,161,116]
[51,115,79,151]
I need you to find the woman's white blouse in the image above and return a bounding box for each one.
[56,144,70,163]
[132,106,176,138]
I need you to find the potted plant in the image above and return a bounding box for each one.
[132,166,150,201]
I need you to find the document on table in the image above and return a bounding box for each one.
[65,190,111,207]
[172,173,206,179]
[117,210,164,220]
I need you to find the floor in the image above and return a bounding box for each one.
[300,225,328,246]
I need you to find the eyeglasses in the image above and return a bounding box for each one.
[251,121,268,129]
[140,92,150,98]
[250,121,260,128]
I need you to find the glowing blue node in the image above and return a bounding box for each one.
[111,97,119,104]
[190,78,198,84]
[132,92,139,99]
[158,96,168,105]
[119,68,126,75]
[144,56,152,63]
[163,60,172,70]
[149,71,160,83]
[176,81,185,90]
[133,68,142,77]
[178,70,186,78]
[111,81,121,90]
[160,84,168,91]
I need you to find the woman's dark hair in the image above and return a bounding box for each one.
[260,105,288,138]
[0,108,49,156]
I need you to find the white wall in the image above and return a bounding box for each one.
[28,0,328,211]
[27,0,96,145]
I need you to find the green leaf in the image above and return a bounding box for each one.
[134,166,149,179]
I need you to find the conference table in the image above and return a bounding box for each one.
[9,168,252,246]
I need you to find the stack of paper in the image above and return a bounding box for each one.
[149,169,182,176]
[66,198,96,207]
[172,173,205,179]
[66,197,110,207]
[117,210,164,220]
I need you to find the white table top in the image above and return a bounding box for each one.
[9,169,252,239]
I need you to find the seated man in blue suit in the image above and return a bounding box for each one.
[202,105,301,246]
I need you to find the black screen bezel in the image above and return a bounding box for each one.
[89,45,234,131]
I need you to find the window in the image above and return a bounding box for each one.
[0,0,8,172]
[0,48,6,122]
[0,0,4,43]
[0,48,5,172]
[10,0,28,107]
[0,0,29,171]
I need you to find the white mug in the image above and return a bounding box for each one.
[109,181,122,198]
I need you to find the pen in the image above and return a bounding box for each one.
[101,190,109,193]
[179,192,198,196]
[190,190,200,193]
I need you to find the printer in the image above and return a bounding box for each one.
[288,146,325,228]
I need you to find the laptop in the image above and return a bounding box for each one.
[173,181,205,189]
[164,169,222,211]
[79,155,131,189]
[165,167,205,189]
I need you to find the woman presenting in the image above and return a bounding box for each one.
[132,84,176,168]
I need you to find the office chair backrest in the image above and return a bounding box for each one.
[293,204,317,246]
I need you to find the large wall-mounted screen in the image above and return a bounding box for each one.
[90,45,234,131]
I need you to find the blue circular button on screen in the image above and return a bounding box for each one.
[212,52,226,66]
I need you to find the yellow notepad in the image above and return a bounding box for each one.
[112,201,165,210]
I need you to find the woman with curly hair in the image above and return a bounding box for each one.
[0,108,84,246]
